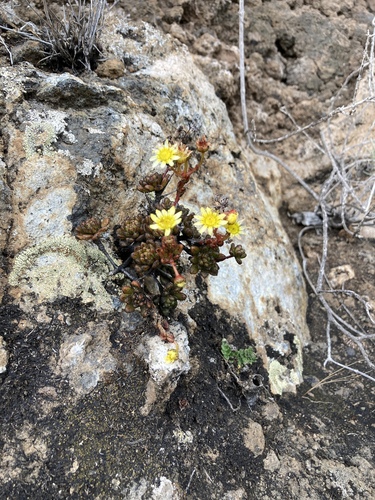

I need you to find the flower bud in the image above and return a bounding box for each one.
[173,275,186,288]
[196,136,210,153]
[226,210,238,225]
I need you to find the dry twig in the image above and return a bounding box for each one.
[238,1,375,382]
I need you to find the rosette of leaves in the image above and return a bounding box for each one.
[189,244,226,276]
[75,217,110,241]
[229,243,247,264]
[153,197,173,212]
[120,281,155,316]
[157,236,183,265]
[158,282,187,317]
[179,207,201,239]
[116,215,160,247]
[132,241,160,274]
[137,172,171,194]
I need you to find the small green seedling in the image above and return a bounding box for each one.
[221,338,257,369]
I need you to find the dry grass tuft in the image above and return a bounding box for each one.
[0,0,110,70]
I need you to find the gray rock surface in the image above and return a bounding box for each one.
[2,10,308,394]
[0,2,374,499]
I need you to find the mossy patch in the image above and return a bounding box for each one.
[8,236,115,311]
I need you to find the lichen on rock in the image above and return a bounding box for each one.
[23,121,57,158]
[8,236,115,311]
[22,110,71,158]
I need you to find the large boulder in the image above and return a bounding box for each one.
[0,7,309,496]
[1,9,309,395]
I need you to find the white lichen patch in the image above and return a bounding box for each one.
[24,121,57,158]
[0,65,27,102]
[76,159,103,177]
[268,359,302,396]
[23,110,74,158]
[27,109,68,136]
[172,429,194,445]
[86,127,106,134]
[267,334,303,396]
[24,187,76,241]
[8,236,114,311]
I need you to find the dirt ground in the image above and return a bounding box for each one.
[1,277,374,498]
[0,0,374,498]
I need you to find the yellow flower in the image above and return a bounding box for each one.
[175,144,192,164]
[193,207,228,236]
[150,206,182,236]
[150,140,179,168]
[226,220,245,238]
[165,348,179,364]
[226,210,238,225]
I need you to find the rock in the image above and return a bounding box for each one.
[263,450,280,472]
[328,265,355,288]
[151,476,181,499]
[193,55,236,100]
[95,58,126,79]
[2,9,308,406]
[139,323,190,415]
[0,337,9,374]
[243,419,265,457]
[0,2,374,499]
[57,322,117,394]
[11,40,46,66]
[268,359,303,396]
[223,488,247,500]
[262,401,283,422]
[193,33,222,57]
[8,236,114,311]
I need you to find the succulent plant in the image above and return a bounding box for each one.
[158,283,187,317]
[229,243,247,265]
[74,133,247,324]
[120,281,155,317]
[132,241,160,274]
[116,215,161,247]
[157,236,183,265]
[189,244,226,276]
[137,172,171,194]
[75,217,110,241]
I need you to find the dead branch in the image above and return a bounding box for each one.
[239,1,375,382]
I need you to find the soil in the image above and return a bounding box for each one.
[1,286,374,498]
[0,0,374,498]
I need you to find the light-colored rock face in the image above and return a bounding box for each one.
[57,322,117,395]
[1,10,308,394]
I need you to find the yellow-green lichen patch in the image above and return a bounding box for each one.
[8,236,115,311]
[24,121,57,158]
[268,359,302,396]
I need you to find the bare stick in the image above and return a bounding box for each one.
[0,34,13,65]
[185,468,196,493]
[217,386,241,412]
